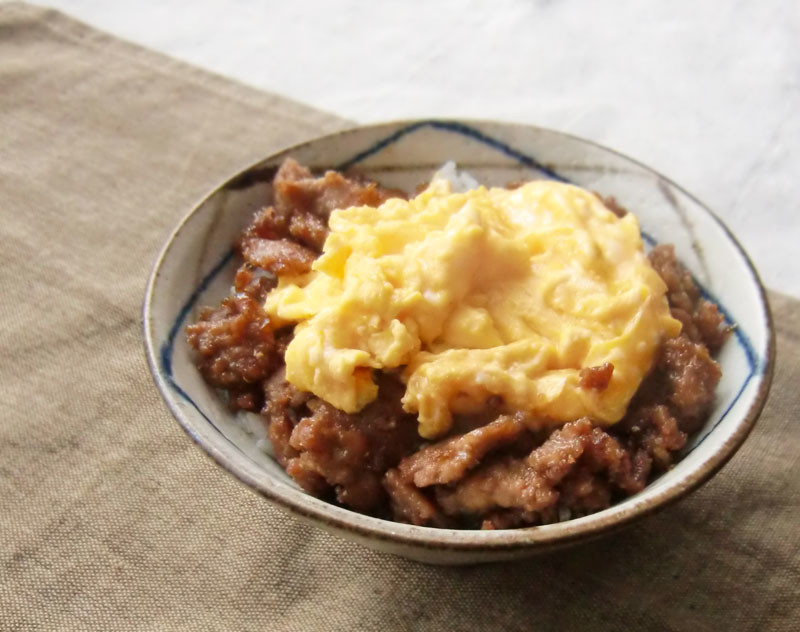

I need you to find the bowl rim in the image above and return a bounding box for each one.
[143,118,776,553]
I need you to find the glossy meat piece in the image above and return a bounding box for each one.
[284,375,419,513]
[185,295,277,411]
[396,413,527,488]
[239,237,317,276]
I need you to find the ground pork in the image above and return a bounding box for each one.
[284,374,420,513]
[648,244,730,352]
[396,413,527,488]
[185,294,278,411]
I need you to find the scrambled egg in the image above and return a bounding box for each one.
[265,177,682,438]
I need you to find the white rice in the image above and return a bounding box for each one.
[433,160,480,192]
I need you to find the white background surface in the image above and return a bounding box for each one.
[42,0,800,299]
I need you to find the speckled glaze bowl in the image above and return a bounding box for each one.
[143,120,774,564]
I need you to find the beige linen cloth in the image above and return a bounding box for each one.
[1,4,797,630]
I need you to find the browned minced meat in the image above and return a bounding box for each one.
[185,294,279,411]
[288,213,328,252]
[237,158,406,275]
[396,414,528,488]
[384,469,450,527]
[261,367,309,467]
[275,157,401,219]
[579,362,614,390]
[431,418,647,527]
[649,244,731,352]
[435,420,593,520]
[240,237,317,276]
[187,159,730,529]
[659,336,722,431]
[620,404,687,470]
[284,374,420,512]
[557,465,614,515]
[233,265,277,303]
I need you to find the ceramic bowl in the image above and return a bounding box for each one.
[143,120,774,564]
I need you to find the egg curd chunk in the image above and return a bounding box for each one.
[265,177,682,439]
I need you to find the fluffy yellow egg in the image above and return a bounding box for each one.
[265,177,681,438]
